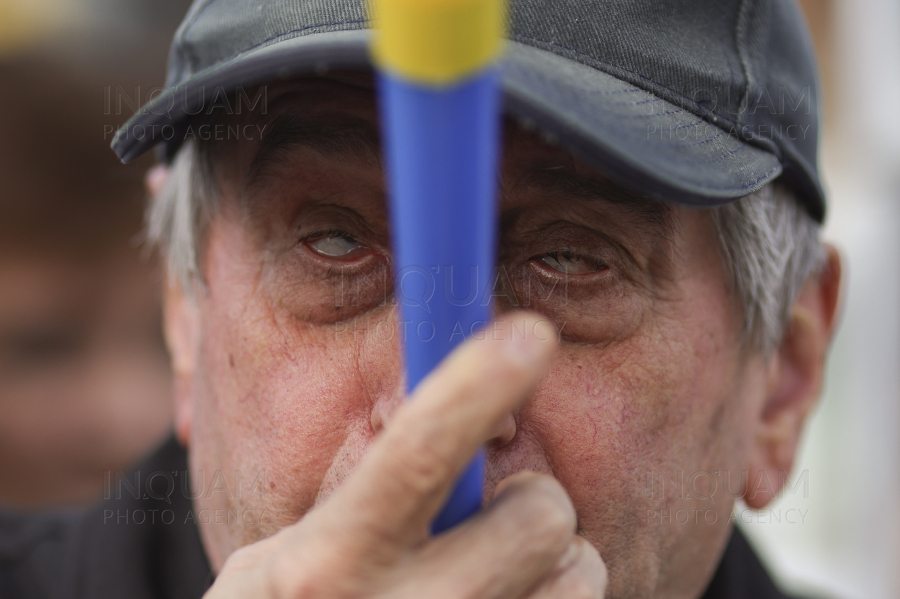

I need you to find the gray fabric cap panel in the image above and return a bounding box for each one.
[111,0,825,221]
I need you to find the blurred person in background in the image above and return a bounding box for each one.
[0,49,173,508]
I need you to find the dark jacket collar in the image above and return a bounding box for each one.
[36,436,792,599]
[61,436,213,599]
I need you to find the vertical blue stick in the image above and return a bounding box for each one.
[378,67,501,533]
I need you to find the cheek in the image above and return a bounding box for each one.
[522,293,748,545]
[199,310,360,502]
[500,211,769,595]
[191,217,399,528]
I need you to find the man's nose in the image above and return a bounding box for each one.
[370,378,405,433]
[487,412,517,448]
[370,376,519,449]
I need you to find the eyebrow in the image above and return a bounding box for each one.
[511,166,676,242]
[247,112,381,187]
[246,112,675,245]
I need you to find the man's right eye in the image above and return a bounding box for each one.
[277,227,391,325]
[303,230,371,260]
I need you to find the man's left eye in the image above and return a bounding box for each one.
[535,250,606,275]
[305,231,370,259]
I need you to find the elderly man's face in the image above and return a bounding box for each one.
[170,76,775,598]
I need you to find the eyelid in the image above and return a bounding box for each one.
[298,227,384,271]
[531,249,609,276]
[299,227,359,242]
[503,219,631,271]
[544,249,607,266]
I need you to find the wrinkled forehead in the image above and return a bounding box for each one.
[198,74,676,236]
[196,74,378,166]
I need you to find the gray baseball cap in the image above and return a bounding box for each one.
[111,0,825,222]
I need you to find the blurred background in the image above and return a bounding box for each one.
[0,0,897,597]
[739,2,900,599]
[0,0,189,507]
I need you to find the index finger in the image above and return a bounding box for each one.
[324,314,557,556]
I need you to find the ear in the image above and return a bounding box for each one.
[164,276,200,448]
[744,245,842,508]
[145,165,169,197]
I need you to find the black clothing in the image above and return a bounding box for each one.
[1,438,211,599]
[1,437,795,599]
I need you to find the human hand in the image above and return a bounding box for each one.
[203,313,606,598]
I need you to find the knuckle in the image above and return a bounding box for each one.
[221,541,267,572]
[265,551,338,599]
[213,541,344,599]
[383,428,456,498]
[264,550,304,598]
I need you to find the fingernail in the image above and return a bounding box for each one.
[504,318,555,367]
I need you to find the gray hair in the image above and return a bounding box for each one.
[146,140,215,292]
[711,185,825,354]
[148,139,824,355]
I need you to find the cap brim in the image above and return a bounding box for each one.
[503,42,781,206]
[112,30,781,207]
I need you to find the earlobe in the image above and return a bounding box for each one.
[744,245,842,509]
[145,165,169,197]
[164,277,200,447]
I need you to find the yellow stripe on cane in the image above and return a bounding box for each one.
[371,0,505,85]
